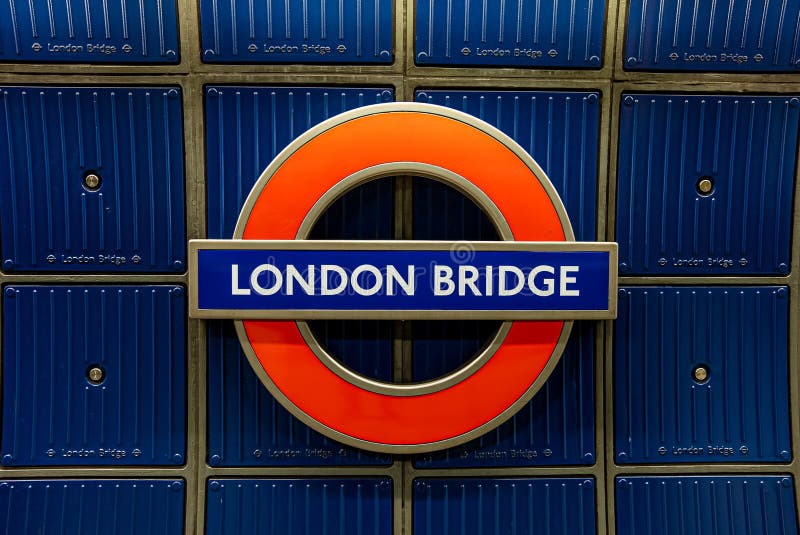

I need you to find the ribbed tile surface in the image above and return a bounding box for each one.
[199,0,393,63]
[616,476,798,534]
[0,0,179,63]
[204,86,393,239]
[414,322,595,467]
[206,478,392,534]
[0,479,185,534]
[625,0,800,72]
[206,320,390,466]
[415,0,606,67]
[2,286,186,466]
[0,86,186,273]
[415,90,600,241]
[614,287,791,464]
[413,478,596,534]
[616,94,798,275]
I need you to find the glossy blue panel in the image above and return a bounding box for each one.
[413,478,596,534]
[206,320,391,466]
[625,0,800,72]
[205,86,394,239]
[414,322,595,467]
[415,90,600,241]
[199,0,393,64]
[206,478,392,534]
[614,287,791,464]
[415,0,606,68]
[616,94,798,275]
[616,476,798,535]
[0,86,186,273]
[2,286,186,466]
[0,479,185,534]
[0,0,179,63]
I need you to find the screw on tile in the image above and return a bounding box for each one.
[88,366,105,384]
[171,286,184,298]
[626,57,638,66]
[692,365,709,383]
[173,453,184,464]
[83,172,101,191]
[3,259,14,270]
[207,88,219,98]
[623,95,635,106]
[209,481,221,492]
[777,287,788,298]
[696,176,713,196]
[790,98,800,108]
[170,481,183,491]
[209,454,222,466]
[167,88,179,99]
[173,260,184,270]
[586,93,598,103]
[781,477,792,487]
[589,55,600,66]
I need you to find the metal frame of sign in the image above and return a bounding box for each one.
[189,239,618,320]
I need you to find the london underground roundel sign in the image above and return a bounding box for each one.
[190,103,617,453]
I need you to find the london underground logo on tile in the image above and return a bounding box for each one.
[189,103,618,453]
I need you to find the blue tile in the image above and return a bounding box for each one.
[415,90,600,241]
[206,478,392,534]
[414,322,595,468]
[614,287,791,464]
[2,286,186,466]
[616,476,798,534]
[0,0,179,63]
[414,478,596,534]
[0,479,185,534]
[0,86,186,273]
[616,94,798,275]
[415,0,606,68]
[204,86,393,239]
[206,320,391,466]
[625,0,800,72]
[199,0,393,64]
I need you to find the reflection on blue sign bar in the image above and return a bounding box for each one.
[190,240,617,320]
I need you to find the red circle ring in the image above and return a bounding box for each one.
[233,103,575,453]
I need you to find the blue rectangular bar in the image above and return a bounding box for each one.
[192,246,614,318]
